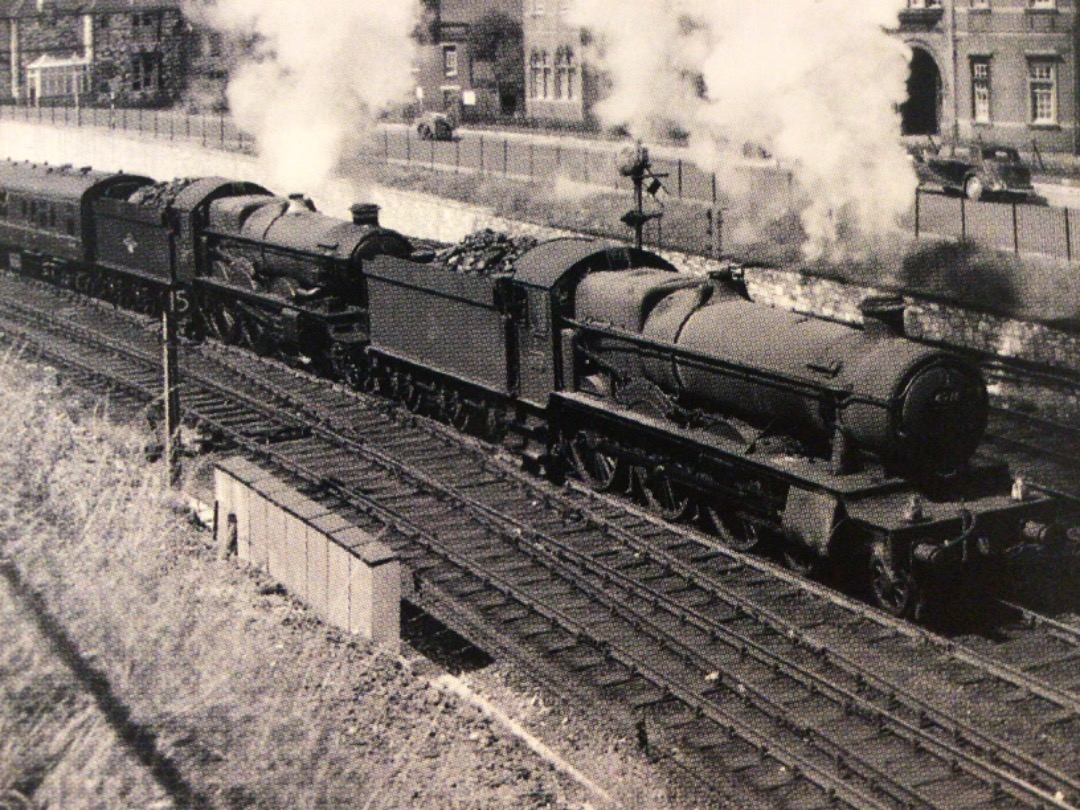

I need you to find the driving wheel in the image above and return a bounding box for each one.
[568,430,625,492]
[869,539,922,619]
[701,502,766,553]
[634,465,693,521]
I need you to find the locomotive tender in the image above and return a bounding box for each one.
[0,158,1067,619]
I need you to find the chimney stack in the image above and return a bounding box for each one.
[350,203,380,227]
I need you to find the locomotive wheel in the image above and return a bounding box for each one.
[483,406,509,443]
[869,540,922,619]
[701,503,765,553]
[633,465,692,521]
[240,317,276,357]
[782,541,824,578]
[208,306,241,344]
[397,377,425,414]
[569,430,625,493]
[447,394,474,432]
[363,371,384,396]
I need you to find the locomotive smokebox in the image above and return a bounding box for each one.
[350,203,381,227]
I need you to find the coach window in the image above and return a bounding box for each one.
[64,206,76,235]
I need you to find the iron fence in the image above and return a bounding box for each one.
[915,189,1077,263]
[2,102,1077,264]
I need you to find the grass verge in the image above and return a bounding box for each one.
[0,347,695,810]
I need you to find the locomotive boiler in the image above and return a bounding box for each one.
[574,269,989,479]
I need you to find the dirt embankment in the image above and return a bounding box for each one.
[0,355,681,810]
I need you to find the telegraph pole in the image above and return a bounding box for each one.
[162,215,182,488]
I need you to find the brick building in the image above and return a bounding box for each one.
[0,0,189,107]
[899,0,1079,153]
[522,0,594,124]
[414,0,523,122]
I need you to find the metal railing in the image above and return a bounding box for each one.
[2,102,1077,265]
[915,188,1077,263]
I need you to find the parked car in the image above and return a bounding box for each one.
[416,112,455,141]
[915,144,1035,201]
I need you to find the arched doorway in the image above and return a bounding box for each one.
[902,48,941,136]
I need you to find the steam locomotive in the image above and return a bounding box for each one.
[0,158,1069,620]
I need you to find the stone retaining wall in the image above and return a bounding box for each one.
[214,457,400,649]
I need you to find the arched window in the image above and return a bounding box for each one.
[555,47,576,100]
[529,50,542,99]
[541,51,551,99]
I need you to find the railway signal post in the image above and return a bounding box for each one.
[619,142,666,250]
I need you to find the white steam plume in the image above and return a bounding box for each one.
[185,0,420,193]
[571,0,916,259]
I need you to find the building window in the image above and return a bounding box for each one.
[131,52,161,93]
[555,47,576,100]
[529,50,551,99]
[529,50,540,98]
[970,0,989,9]
[1028,60,1057,124]
[1029,0,1056,9]
[442,45,457,78]
[132,12,161,29]
[971,59,991,123]
[907,0,942,7]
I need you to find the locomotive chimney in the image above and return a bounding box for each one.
[859,295,906,338]
[350,203,380,227]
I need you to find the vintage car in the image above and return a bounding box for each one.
[914,144,1036,201]
[415,112,455,141]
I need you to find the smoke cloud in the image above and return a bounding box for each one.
[571,0,916,259]
[185,0,420,193]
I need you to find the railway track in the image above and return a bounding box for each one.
[985,406,1080,509]
[2,273,1080,809]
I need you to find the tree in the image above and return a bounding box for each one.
[467,11,524,114]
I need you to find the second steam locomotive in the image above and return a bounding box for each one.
[0,157,1070,620]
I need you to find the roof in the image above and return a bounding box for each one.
[0,158,148,201]
[513,238,677,289]
[26,54,90,70]
[0,0,179,18]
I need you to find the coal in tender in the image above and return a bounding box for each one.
[433,229,539,278]
[128,177,199,208]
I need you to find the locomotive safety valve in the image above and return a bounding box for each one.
[1010,476,1029,502]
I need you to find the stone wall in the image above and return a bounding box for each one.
[0,8,186,106]
[90,9,187,105]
